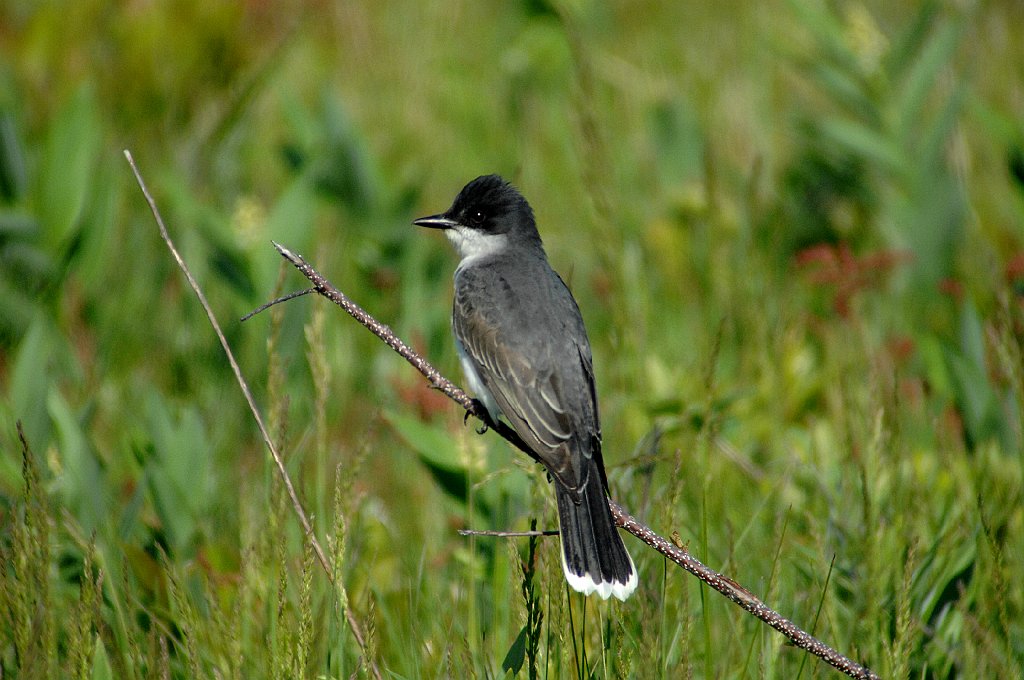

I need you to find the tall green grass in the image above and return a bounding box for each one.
[2,0,1022,677]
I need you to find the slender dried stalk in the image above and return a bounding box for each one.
[124,151,381,680]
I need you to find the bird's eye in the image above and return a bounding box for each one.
[468,210,486,227]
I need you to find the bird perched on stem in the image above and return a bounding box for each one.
[415,175,637,600]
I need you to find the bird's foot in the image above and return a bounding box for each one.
[466,399,490,434]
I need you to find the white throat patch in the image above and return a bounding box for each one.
[445,226,508,268]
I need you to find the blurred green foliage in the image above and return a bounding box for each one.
[1,0,1022,678]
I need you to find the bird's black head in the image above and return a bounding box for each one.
[414,175,540,243]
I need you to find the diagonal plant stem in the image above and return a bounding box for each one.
[123,151,381,680]
[271,240,881,680]
[458,529,560,537]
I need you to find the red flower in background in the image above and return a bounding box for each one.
[795,242,911,317]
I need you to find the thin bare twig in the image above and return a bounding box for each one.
[240,287,315,322]
[123,151,381,680]
[457,529,560,537]
[271,241,880,680]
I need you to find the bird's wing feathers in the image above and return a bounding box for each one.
[453,269,597,493]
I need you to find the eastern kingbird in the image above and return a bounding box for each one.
[414,175,637,601]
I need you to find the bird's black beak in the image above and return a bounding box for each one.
[413,214,458,230]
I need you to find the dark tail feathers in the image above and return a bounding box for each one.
[554,461,637,600]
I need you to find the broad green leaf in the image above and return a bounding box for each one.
[958,300,985,374]
[893,20,962,141]
[91,635,113,680]
[259,176,318,289]
[73,159,120,293]
[648,99,704,188]
[818,117,905,175]
[946,351,995,447]
[917,85,965,172]
[916,333,952,397]
[142,393,211,554]
[10,314,69,448]
[786,0,847,53]
[38,83,101,249]
[49,389,107,532]
[886,0,940,81]
[385,410,470,505]
[0,273,45,345]
[811,62,878,122]
[501,624,528,675]
[312,89,380,215]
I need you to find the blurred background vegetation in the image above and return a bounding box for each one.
[1,0,1022,677]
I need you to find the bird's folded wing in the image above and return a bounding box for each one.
[453,300,591,492]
